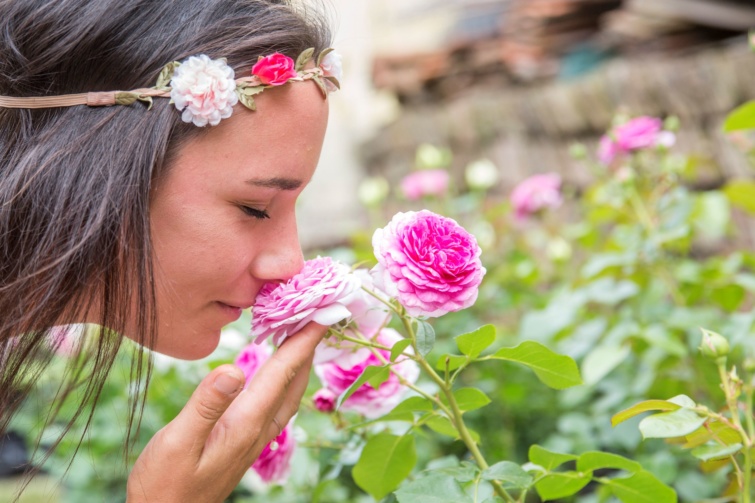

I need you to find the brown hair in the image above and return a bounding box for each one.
[0,0,331,484]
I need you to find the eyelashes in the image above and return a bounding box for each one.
[240,205,270,220]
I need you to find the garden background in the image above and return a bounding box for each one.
[4,0,755,502]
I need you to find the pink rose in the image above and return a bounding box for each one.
[597,116,675,165]
[252,257,361,346]
[252,53,298,86]
[510,173,563,220]
[313,388,337,412]
[400,169,450,200]
[372,210,485,318]
[234,341,273,387]
[314,328,419,418]
[251,421,295,483]
[48,324,84,357]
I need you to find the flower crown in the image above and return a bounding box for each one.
[0,48,341,127]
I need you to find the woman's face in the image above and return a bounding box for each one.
[148,80,329,359]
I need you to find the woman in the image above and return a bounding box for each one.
[0,0,334,500]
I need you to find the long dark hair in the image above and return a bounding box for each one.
[0,0,331,482]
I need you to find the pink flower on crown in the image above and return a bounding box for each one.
[598,116,676,164]
[252,257,362,346]
[251,421,295,483]
[400,169,450,200]
[170,55,238,127]
[372,210,485,318]
[252,53,298,86]
[314,328,419,418]
[320,51,343,92]
[510,173,563,220]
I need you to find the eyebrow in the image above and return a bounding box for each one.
[244,176,303,191]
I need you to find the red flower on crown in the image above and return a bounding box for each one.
[252,53,298,86]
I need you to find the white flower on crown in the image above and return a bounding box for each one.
[170,55,239,127]
[319,51,342,93]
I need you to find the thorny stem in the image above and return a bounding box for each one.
[400,316,514,502]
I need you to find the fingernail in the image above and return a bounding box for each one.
[214,373,243,395]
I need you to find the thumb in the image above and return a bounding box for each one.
[168,364,245,450]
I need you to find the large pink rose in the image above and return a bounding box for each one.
[510,173,563,220]
[372,210,485,318]
[251,53,298,86]
[251,421,295,483]
[598,116,676,164]
[400,169,450,200]
[252,257,361,346]
[234,341,273,388]
[314,328,419,419]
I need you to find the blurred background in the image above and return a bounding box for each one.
[5,1,755,502]
[300,0,755,249]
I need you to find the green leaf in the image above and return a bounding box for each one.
[352,433,417,501]
[492,341,582,389]
[481,461,533,488]
[639,408,706,439]
[392,396,434,414]
[295,47,315,71]
[723,100,755,132]
[390,339,413,362]
[337,365,390,409]
[535,472,592,501]
[602,470,677,503]
[529,445,578,471]
[611,400,682,427]
[691,442,743,461]
[415,321,435,357]
[241,85,265,96]
[440,388,491,412]
[435,354,467,372]
[312,75,329,98]
[723,180,755,215]
[455,325,496,359]
[425,416,480,443]
[577,451,641,473]
[581,344,631,386]
[394,474,473,503]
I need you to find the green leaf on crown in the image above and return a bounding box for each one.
[491,341,582,389]
[236,91,257,111]
[455,324,495,359]
[352,433,417,501]
[295,47,315,71]
[114,92,153,109]
[324,75,340,90]
[316,47,335,67]
[312,75,328,98]
[155,61,181,89]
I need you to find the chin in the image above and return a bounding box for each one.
[153,327,223,360]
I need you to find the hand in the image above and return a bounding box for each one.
[126,322,327,502]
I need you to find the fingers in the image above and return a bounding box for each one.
[165,364,245,457]
[224,322,327,443]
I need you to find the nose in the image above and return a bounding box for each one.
[250,212,305,283]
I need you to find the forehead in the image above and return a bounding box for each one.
[170,80,330,184]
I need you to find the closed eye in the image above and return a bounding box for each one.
[240,205,270,220]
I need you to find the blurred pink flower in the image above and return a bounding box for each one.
[598,116,675,164]
[48,324,84,357]
[252,257,361,346]
[400,169,450,200]
[314,328,419,418]
[372,210,485,318]
[313,388,337,412]
[251,421,295,483]
[234,341,273,387]
[510,173,563,220]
